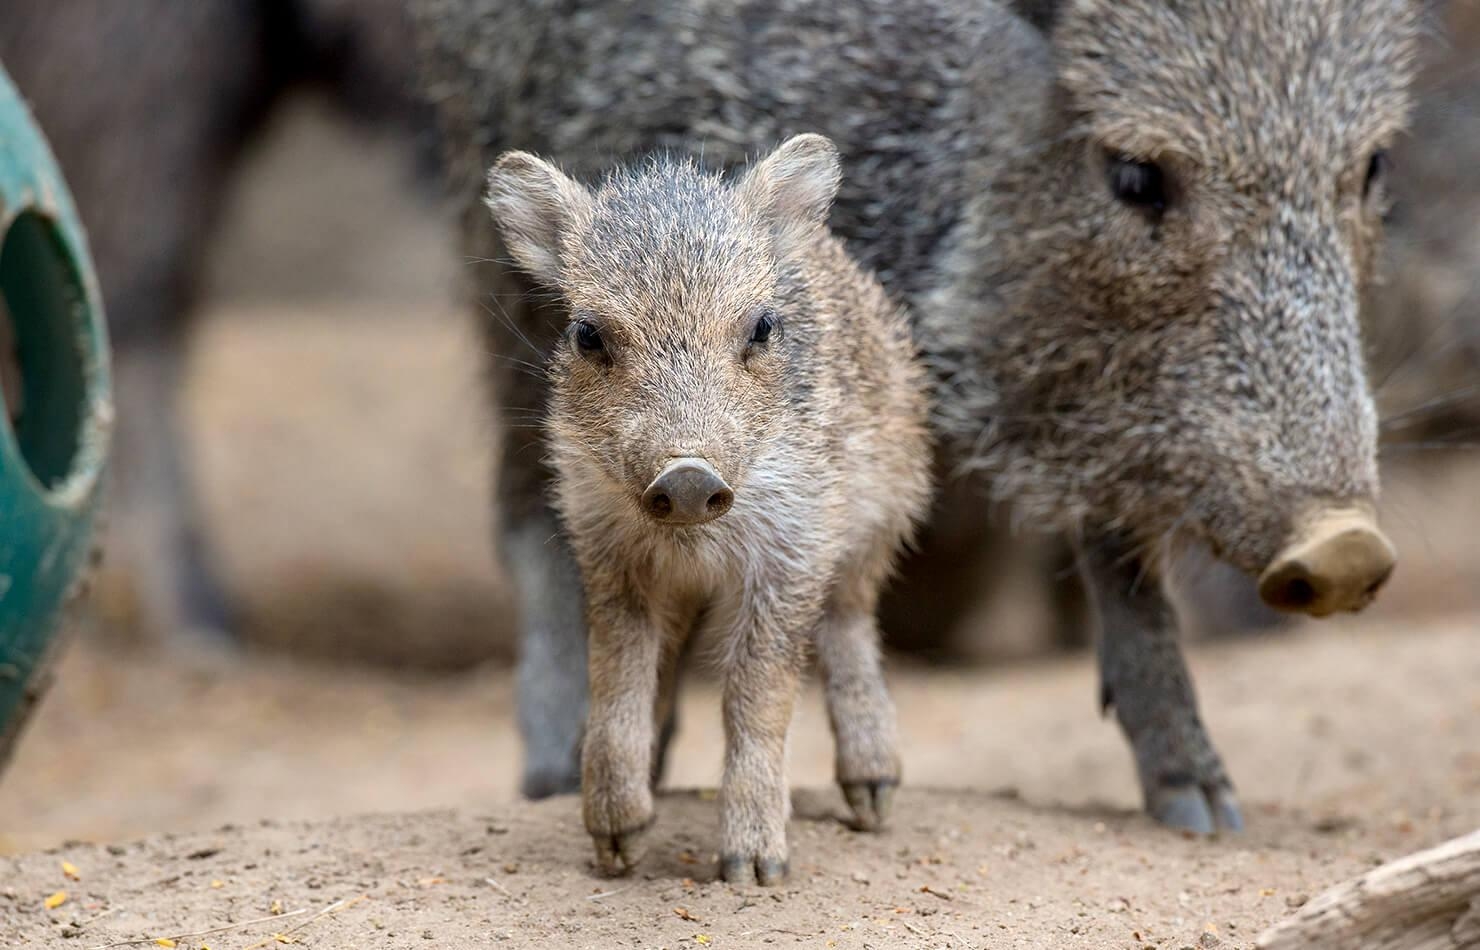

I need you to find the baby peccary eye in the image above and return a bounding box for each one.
[1106,152,1168,215]
[573,319,605,354]
[1364,150,1389,200]
[749,308,779,346]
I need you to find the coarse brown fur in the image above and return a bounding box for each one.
[414,0,1420,833]
[487,136,932,884]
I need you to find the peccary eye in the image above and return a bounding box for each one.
[1364,149,1389,200]
[749,308,779,346]
[1106,152,1168,215]
[572,319,605,354]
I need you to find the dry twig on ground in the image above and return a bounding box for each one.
[1259,829,1480,950]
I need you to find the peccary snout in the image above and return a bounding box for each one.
[1257,505,1396,617]
[642,458,734,525]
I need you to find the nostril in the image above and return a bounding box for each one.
[1364,564,1395,598]
[1281,576,1317,610]
[1258,562,1330,613]
[707,489,733,513]
[647,492,672,518]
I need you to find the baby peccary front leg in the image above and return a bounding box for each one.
[582,600,661,876]
[815,586,900,831]
[721,633,806,886]
[1085,537,1243,835]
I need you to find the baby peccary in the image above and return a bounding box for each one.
[485,135,932,885]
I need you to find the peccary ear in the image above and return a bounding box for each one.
[738,134,842,248]
[485,151,593,287]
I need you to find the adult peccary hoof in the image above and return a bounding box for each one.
[1257,505,1395,617]
[0,63,113,775]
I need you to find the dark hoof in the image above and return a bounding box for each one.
[1148,782,1243,835]
[592,827,648,877]
[841,780,896,832]
[720,853,788,886]
[522,766,581,800]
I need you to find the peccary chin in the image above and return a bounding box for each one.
[941,0,1417,577]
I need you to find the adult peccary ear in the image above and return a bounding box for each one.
[738,134,842,250]
[485,151,593,287]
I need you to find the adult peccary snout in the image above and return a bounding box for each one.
[1258,505,1396,617]
[642,458,734,525]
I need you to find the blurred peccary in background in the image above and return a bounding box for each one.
[0,0,430,649]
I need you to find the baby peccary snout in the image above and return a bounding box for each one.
[643,458,734,525]
[485,134,933,886]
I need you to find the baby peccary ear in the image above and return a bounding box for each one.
[485,151,593,287]
[738,133,843,252]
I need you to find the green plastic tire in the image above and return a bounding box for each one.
[0,62,112,772]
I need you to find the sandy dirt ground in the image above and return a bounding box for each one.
[2,614,1478,947]
[2,98,1479,948]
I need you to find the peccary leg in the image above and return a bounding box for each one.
[720,630,805,886]
[582,597,660,877]
[109,339,235,644]
[476,223,590,800]
[1083,535,1244,834]
[509,520,589,798]
[815,579,900,832]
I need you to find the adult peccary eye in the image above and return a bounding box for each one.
[1106,152,1168,215]
[749,309,779,346]
[1364,150,1389,200]
[573,320,604,353]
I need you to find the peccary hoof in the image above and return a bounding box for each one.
[842,780,897,832]
[1149,782,1244,835]
[720,852,789,886]
[591,826,649,877]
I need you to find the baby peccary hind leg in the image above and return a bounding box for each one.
[816,580,900,831]
[651,639,685,789]
[1086,537,1243,835]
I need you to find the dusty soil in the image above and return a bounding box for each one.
[2,614,1479,947]
[0,789,1444,950]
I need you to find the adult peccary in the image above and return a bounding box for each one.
[488,135,932,883]
[0,0,425,646]
[414,0,1412,832]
